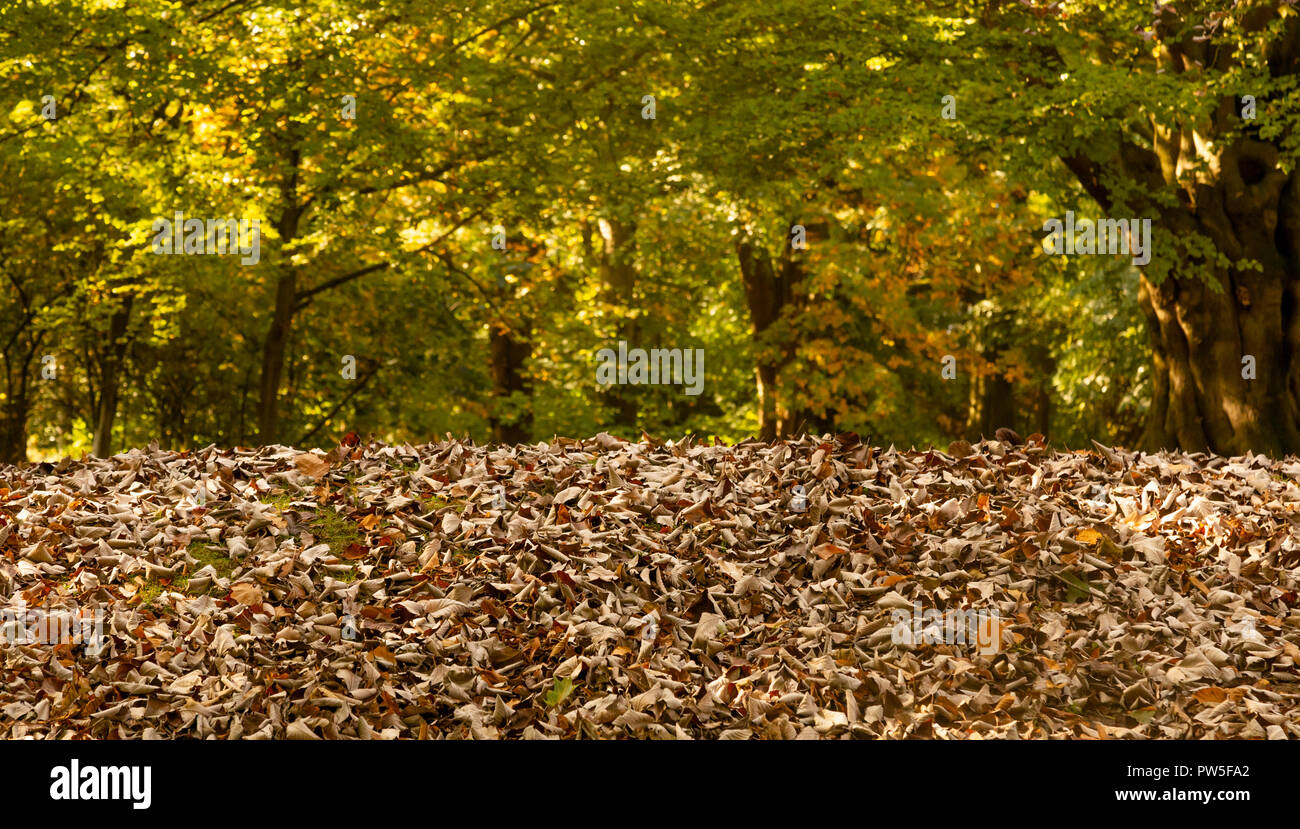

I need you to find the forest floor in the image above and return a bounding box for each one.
[1,433,1299,739]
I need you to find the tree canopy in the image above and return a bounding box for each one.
[1,0,1296,459]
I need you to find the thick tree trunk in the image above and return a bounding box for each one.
[1060,8,1300,456]
[91,295,133,458]
[1138,134,1300,456]
[1063,148,1300,455]
[1137,243,1300,456]
[1103,137,1300,455]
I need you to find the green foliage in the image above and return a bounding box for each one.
[0,1,1289,457]
[1038,260,1151,448]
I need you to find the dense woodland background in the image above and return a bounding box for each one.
[0,0,1297,461]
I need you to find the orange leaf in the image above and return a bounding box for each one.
[1194,687,1228,704]
[339,542,368,560]
[1074,528,1102,546]
[813,543,845,560]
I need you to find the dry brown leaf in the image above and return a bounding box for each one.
[294,452,330,481]
[229,583,263,606]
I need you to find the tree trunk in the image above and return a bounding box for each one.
[0,383,28,464]
[0,340,37,464]
[1060,10,1300,456]
[970,369,1015,440]
[1035,369,1053,439]
[258,269,297,444]
[754,360,778,441]
[590,217,640,430]
[1137,251,1300,456]
[91,294,133,458]
[1,276,52,464]
[736,231,810,440]
[258,153,303,445]
[1067,144,1300,455]
[965,304,1018,440]
[489,320,533,444]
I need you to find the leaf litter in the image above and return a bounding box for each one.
[1,432,1299,739]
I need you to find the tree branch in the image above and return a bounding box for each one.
[292,207,487,311]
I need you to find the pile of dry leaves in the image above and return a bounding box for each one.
[2,432,1299,739]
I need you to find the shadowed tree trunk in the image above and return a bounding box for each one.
[488,236,539,444]
[0,269,61,464]
[969,369,1015,440]
[965,302,1017,440]
[0,364,32,464]
[588,217,640,430]
[91,293,134,458]
[1068,140,1300,455]
[1034,353,1054,439]
[736,226,814,440]
[257,149,302,445]
[0,328,40,465]
[489,321,534,444]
